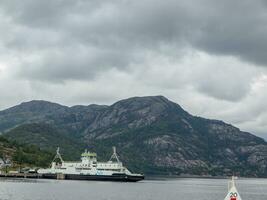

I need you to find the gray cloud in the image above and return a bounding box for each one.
[1,1,267,73]
[2,1,266,60]
[0,0,267,138]
[193,1,267,66]
[17,46,140,82]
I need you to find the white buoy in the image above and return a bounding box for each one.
[224,176,242,200]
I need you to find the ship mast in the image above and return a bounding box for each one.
[52,147,64,163]
[109,146,120,163]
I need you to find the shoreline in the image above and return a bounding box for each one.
[144,174,267,180]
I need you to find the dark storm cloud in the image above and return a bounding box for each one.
[0,0,100,28]
[193,1,267,66]
[1,0,267,81]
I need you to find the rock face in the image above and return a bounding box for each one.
[1,96,267,176]
[0,100,107,135]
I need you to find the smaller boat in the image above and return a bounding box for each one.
[224,176,242,200]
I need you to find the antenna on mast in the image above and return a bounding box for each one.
[109,146,120,163]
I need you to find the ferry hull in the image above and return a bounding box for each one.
[41,173,145,182]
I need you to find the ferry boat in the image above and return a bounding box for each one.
[37,147,144,182]
[224,176,242,200]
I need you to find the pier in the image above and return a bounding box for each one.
[0,173,42,179]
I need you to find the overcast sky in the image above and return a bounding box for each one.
[0,0,267,138]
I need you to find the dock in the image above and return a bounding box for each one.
[0,173,43,179]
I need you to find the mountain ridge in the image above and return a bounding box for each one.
[1,96,267,176]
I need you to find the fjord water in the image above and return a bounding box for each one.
[0,178,266,200]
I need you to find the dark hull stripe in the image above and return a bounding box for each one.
[42,173,144,182]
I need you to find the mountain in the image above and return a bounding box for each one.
[1,96,267,177]
[0,100,107,136]
[0,136,53,168]
[3,123,85,160]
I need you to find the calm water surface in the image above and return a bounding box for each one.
[0,178,266,200]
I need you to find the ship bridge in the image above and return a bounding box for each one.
[81,150,97,167]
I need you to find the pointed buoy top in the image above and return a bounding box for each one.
[224,176,242,200]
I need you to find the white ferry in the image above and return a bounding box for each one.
[37,147,144,182]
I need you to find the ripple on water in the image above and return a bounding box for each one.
[0,178,266,200]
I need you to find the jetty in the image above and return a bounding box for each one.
[0,173,42,179]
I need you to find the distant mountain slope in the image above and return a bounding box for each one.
[1,96,267,177]
[4,123,85,160]
[0,136,53,168]
[0,100,107,135]
[84,96,190,139]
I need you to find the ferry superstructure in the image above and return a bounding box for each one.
[37,147,144,182]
